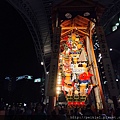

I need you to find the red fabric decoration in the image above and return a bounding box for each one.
[79,72,93,80]
[88,72,93,77]
[63,36,68,41]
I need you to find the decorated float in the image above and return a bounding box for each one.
[56,15,96,106]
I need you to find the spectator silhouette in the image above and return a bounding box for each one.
[83,104,94,116]
[33,103,47,120]
[115,106,120,117]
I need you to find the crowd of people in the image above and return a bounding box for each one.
[0,101,120,120]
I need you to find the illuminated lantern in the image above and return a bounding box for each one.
[71,102,73,105]
[68,102,71,106]
[71,33,76,40]
[81,102,85,105]
[77,102,80,106]
[73,102,77,105]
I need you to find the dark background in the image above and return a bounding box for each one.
[0,1,43,78]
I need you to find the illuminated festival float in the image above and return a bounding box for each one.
[47,0,119,113]
[56,15,97,107]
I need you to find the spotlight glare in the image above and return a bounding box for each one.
[41,62,44,65]
[56,87,61,91]
[116,23,119,26]
[56,91,60,94]
[110,48,112,51]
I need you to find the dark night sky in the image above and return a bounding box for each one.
[0,1,43,78]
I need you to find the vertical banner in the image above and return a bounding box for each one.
[96,26,119,97]
[47,27,61,96]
